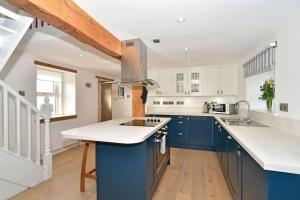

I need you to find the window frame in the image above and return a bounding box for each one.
[35,61,77,121]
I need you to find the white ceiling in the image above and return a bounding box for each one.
[16,0,300,76]
[72,0,300,68]
[17,26,121,77]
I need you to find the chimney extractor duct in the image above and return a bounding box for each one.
[108,39,159,88]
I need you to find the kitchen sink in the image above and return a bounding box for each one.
[220,117,268,127]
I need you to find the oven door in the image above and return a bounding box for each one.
[155,133,170,177]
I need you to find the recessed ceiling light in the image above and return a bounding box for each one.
[153,39,160,43]
[184,47,189,51]
[79,54,83,57]
[177,17,186,23]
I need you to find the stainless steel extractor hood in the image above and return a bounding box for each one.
[111,39,159,88]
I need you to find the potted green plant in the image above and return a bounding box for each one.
[259,79,275,111]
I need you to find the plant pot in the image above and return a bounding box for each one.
[266,99,273,111]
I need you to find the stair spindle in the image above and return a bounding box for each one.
[36,113,41,165]
[3,87,8,150]
[27,106,32,161]
[16,98,21,156]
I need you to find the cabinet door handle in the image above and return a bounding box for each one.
[217,90,220,95]
[185,91,187,95]
[214,121,218,125]
[188,91,190,95]
[237,150,241,157]
[227,135,232,140]
[178,132,183,136]
[221,90,223,95]
[178,121,183,124]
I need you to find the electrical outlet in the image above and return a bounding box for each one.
[280,103,288,112]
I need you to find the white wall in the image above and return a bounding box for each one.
[112,84,132,118]
[0,50,116,152]
[0,51,37,105]
[243,8,300,120]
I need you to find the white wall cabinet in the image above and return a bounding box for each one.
[187,69,204,96]
[173,70,188,96]
[203,67,220,96]
[148,70,172,96]
[220,66,239,96]
[148,65,238,97]
[203,66,238,96]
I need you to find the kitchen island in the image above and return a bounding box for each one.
[61,117,171,200]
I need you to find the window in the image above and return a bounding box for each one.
[36,62,76,117]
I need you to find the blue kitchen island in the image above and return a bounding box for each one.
[61,117,171,200]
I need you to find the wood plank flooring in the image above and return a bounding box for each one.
[10,144,232,200]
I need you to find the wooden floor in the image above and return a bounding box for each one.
[10,144,232,200]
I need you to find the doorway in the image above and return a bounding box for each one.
[96,76,114,122]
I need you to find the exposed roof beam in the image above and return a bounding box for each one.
[8,0,122,59]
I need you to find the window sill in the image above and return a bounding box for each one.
[40,115,77,124]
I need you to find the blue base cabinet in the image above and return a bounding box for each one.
[168,115,188,147]
[148,115,214,151]
[241,148,300,200]
[187,116,213,150]
[227,136,242,200]
[147,114,300,200]
[96,134,170,200]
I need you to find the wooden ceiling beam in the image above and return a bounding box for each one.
[8,0,122,59]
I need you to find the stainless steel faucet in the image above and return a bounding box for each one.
[236,100,251,122]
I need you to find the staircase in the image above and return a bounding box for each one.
[0,5,53,200]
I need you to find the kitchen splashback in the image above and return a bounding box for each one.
[146,96,238,113]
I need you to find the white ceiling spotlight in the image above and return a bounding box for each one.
[177,17,185,23]
[184,47,189,51]
[79,54,83,57]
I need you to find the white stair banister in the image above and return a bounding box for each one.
[27,107,32,161]
[36,113,41,165]
[39,96,53,180]
[3,87,8,150]
[16,97,21,156]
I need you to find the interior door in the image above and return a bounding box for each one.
[173,71,187,96]
[220,66,238,96]
[187,69,204,96]
[98,83,102,122]
[101,83,112,122]
[203,67,220,96]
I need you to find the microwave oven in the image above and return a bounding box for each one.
[212,103,237,115]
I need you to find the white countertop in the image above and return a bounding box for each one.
[147,111,300,175]
[61,117,171,144]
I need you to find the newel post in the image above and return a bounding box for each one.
[40,96,53,180]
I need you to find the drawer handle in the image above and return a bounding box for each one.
[214,121,218,125]
[227,135,232,140]
[178,121,183,124]
[178,132,183,136]
[237,150,241,157]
